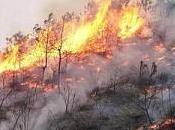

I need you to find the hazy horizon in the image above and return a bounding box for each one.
[0,0,88,47]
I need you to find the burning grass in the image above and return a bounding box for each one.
[0,0,145,76]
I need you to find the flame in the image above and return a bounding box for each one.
[118,6,144,39]
[149,118,175,130]
[153,44,166,54]
[62,0,111,53]
[0,0,111,74]
[0,44,20,72]
[0,1,146,75]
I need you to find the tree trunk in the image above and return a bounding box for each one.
[144,91,152,124]
[58,50,62,93]
[42,28,49,83]
[145,108,152,124]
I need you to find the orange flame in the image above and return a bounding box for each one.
[0,0,145,75]
[62,0,111,53]
[0,0,111,74]
[118,6,144,39]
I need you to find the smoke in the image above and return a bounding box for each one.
[1,0,175,130]
[151,0,175,47]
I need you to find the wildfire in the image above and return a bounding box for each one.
[118,6,144,39]
[148,118,175,130]
[0,0,111,74]
[0,0,145,75]
[0,45,20,72]
[62,0,111,53]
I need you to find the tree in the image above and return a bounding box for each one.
[57,15,65,92]
[135,61,158,124]
[11,88,38,130]
[57,12,74,92]
[33,13,55,83]
[61,84,77,113]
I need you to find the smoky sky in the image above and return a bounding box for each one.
[0,0,88,47]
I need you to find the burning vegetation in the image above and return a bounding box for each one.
[0,0,144,74]
[0,0,175,130]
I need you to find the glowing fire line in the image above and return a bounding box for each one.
[0,0,111,74]
[0,0,145,74]
[118,6,144,39]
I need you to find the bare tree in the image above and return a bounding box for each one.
[57,15,65,92]
[0,89,13,110]
[33,13,54,83]
[137,88,157,124]
[57,12,74,92]
[61,83,77,113]
[135,61,158,124]
[11,88,38,130]
[42,13,55,83]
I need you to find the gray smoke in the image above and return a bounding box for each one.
[1,0,175,130]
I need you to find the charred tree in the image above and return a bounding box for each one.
[57,15,65,92]
[42,13,54,83]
